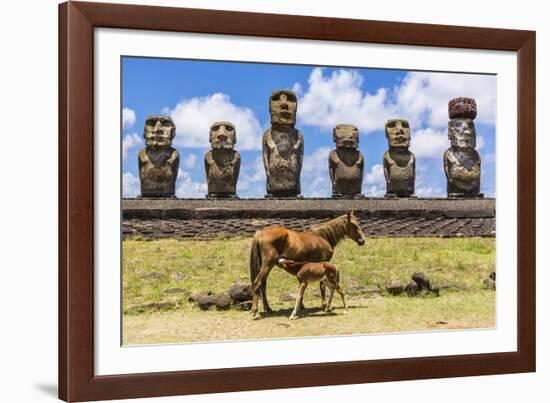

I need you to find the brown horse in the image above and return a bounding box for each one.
[249,212,365,319]
[277,258,348,320]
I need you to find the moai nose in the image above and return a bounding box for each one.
[280,94,289,109]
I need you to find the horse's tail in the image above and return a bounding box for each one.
[250,231,262,286]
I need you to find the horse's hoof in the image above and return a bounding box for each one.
[251,313,261,320]
[264,308,273,314]
[289,316,298,320]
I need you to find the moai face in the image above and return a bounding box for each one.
[448,118,476,149]
[385,119,411,149]
[269,90,297,126]
[209,121,236,150]
[333,124,359,149]
[143,115,176,149]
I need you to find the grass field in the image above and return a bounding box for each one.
[122,237,496,345]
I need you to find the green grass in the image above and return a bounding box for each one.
[122,237,495,344]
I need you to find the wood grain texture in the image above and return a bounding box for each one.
[58,1,536,401]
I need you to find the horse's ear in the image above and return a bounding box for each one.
[347,211,351,222]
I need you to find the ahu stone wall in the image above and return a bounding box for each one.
[122,198,495,240]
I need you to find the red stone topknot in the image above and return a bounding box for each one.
[448,97,477,119]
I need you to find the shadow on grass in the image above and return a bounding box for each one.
[259,305,357,319]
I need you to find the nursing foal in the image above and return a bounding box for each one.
[277,258,348,320]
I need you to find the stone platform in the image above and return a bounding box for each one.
[122,198,495,239]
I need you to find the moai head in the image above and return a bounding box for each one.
[333,124,359,149]
[385,119,411,149]
[209,121,236,150]
[269,90,298,126]
[448,97,477,149]
[448,119,477,149]
[143,115,176,149]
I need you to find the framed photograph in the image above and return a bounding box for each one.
[59,1,535,401]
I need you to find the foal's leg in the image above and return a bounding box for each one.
[298,280,306,311]
[290,282,308,320]
[334,283,348,312]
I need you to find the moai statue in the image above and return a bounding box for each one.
[383,119,415,197]
[328,124,364,198]
[138,115,179,198]
[262,90,304,198]
[204,121,240,199]
[444,97,483,198]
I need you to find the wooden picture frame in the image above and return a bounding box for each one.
[59,1,536,401]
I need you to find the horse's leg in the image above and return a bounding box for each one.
[290,282,307,320]
[251,284,261,319]
[320,281,327,309]
[325,285,335,312]
[252,260,275,318]
[260,281,273,313]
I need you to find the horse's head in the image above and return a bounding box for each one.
[346,211,365,246]
[277,257,292,269]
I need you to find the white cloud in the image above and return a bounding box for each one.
[183,153,198,169]
[175,169,207,198]
[291,82,302,95]
[477,135,485,150]
[123,169,206,198]
[122,133,142,163]
[297,68,396,133]
[165,93,262,150]
[122,172,140,197]
[410,128,448,159]
[395,72,496,129]
[302,147,332,197]
[364,163,385,186]
[305,175,331,197]
[302,146,331,175]
[363,185,386,197]
[363,164,386,196]
[416,187,445,197]
[237,156,266,197]
[240,156,266,183]
[122,107,136,129]
[414,160,446,198]
[295,68,496,135]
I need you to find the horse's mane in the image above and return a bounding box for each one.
[310,214,356,247]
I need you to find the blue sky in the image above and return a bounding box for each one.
[122,57,496,198]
